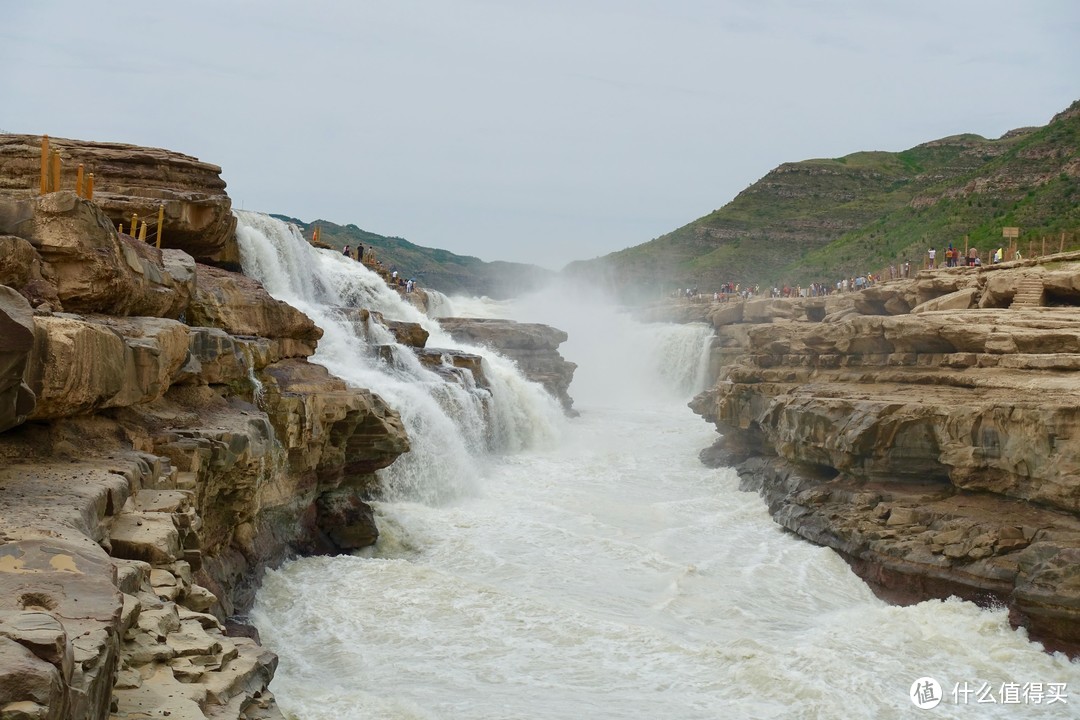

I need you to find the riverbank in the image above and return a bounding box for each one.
[669,254,1080,654]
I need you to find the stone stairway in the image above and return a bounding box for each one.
[1010,278,1044,308]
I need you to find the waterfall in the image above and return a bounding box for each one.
[451,287,715,407]
[641,321,713,398]
[423,289,456,318]
[234,211,565,503]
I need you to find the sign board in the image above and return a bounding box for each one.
[1002,227,1020,239]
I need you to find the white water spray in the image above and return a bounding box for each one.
[234,211,564,503]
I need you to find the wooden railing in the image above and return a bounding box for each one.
[39,134,167,248]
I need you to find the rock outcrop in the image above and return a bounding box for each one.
[437,317,577,412]
[689,255,1080,653]
[0,176,412,718]
[0,135,238,269]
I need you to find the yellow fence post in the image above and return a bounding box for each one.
[50,150,61,192]
[39,135,49,194]
[130,214,138,237]
[86,173,94,201]
[139,221,147,242]
[75,163,84,198]
[156,205,164,248]
[118,223,123,234]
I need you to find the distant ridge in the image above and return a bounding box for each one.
[269,214,555,299]
[567,100,1080,301]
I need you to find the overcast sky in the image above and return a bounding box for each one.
[2,2,1077,269]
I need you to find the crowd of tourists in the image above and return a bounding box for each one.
[675,242,1013,304]
[341,243,418,294]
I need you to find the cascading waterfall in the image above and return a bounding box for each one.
[234,210,565,503]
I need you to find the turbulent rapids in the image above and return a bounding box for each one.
[237,213,1079,719]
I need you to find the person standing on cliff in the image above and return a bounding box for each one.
[343,245,350,257]
[357,243,365,263]
[928,247,936,269]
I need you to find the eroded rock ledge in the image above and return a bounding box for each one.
[687,256,1080,654]
[437,317,577,413]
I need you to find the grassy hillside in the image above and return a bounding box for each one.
[567,101,1080,301]
[269,215,555,298]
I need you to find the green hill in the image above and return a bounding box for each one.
[269,215,555,298]
[566,101,1080,301]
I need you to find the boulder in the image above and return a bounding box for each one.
[0,637,65,720]
[314,490,379,552]
[0,236,59,309]
[259,358,409,482]
[415,348,488,390]
[707,302,744,327]
[385,320,430,348]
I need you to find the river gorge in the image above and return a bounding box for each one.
[1,136,1079,718]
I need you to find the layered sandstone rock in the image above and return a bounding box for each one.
[0,135,238,268]
[0,193,195,318]
[690,256,1080,652]
[26,315,190,420]
[258,359,409,553]
[188,264,321,360]
[437,317,577,412]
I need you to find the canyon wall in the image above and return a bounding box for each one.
[677,256,1080,653]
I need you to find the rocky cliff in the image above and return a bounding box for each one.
[0,185,416,716]
[680,255,1080,653]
